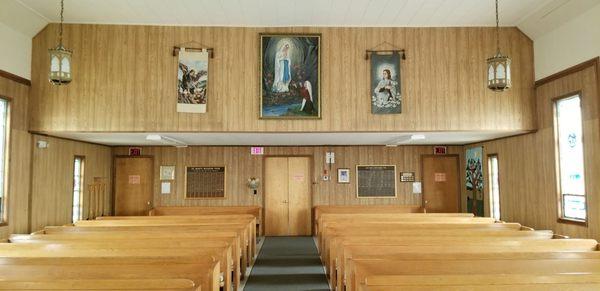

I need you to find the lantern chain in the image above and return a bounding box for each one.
[59,0,64,47]
[495,0,500,55]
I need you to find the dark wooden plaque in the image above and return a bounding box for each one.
[185,166,226,199]
[356,165,397,198]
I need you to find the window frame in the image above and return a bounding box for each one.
[487,153,501,221]
[72,155,85,223]
[553,91,588,226]
[0,96,10,226]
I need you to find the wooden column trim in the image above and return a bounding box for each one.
[535,57,600,88]
[0,70,31,87]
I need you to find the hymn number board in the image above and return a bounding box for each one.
[185,167,226,199]
[356,165,397,198]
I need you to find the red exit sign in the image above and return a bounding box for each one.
[129,147,142,156]
[433,146,447,155]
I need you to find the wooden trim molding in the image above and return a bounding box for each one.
[0,70,31,87]
[535,57,600,88]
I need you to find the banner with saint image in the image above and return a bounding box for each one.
[370,52,402,114]
[177,48,208,113]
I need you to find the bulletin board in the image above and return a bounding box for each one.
[185,166,226,199]
[356,165,397,198]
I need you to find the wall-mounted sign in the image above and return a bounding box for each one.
[433,146,447,155]
[128,175,140,184]
[129,147,142,156]
[251,147,264,155]
[434,172,447,182]
[400,172,415,182]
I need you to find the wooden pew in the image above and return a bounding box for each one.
[313,205,423,234]
[148,206,262,236]
[317,220,519,251]
[78,215,257,258]
[335,238,599,290]
[75,215,256,259]
[0,279,197,290]
[322,229,554,269]
[315,211,475,235]
[11,231,246,286]
[44,224,254,269]
[1,240,236,291]
[350,257,600,291]
[361,274,600,291]
[0,255,219,291]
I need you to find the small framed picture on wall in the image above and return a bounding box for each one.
[160,166,176,180]
[338,168,350,184]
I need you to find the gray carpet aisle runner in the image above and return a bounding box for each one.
[243,236,330,291]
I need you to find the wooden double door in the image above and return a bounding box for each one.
[264,157,312,236]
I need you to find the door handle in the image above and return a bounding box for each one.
[282,200,288,203]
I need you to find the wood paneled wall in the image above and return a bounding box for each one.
[30,24,535,132]
[113,145,462,208]
[30,135,112,232]
[0,75,31,239]
[470,60,600,240]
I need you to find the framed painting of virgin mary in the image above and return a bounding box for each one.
[259,33,321,119]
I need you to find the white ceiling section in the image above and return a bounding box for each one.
[15,0,550,29]
[46,131,527,146]
[517,0,600,39]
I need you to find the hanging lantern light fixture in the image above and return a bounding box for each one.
[487,0,511,92]
[48,0,72,85]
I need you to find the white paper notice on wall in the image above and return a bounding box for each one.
[128,175,140,184]
[326,152,335,164]
[161,182,171,194]
[412,182,422,194]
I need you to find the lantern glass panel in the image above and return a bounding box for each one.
[61,57,71,74]
[51,56,60,72]
[496,63,505,79]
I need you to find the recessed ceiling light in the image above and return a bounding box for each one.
[146,134,162,141]
[410,134,426,140]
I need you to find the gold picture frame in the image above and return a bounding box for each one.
[259,33,321,119]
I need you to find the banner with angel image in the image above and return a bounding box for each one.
[177,48,209,113]
[370,52,402,114]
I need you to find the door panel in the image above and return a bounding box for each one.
[423,155,460,213]
[264,157,289,236]
[288,157,311,236]
[114,157,153,216]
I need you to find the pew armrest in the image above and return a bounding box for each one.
[552,234,570,239]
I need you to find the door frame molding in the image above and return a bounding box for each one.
[112,155,155,215]
[420,154,461,213]
[262,155,313,235]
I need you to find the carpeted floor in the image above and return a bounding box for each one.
[243,236,330,291]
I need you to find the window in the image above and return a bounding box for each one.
[72,156,85,222]
[0,98,9,223]
[487,154,500,221]
[554,94,586,222]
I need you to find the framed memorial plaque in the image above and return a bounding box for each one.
[185,166,226,199]
[356,165,397,198]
